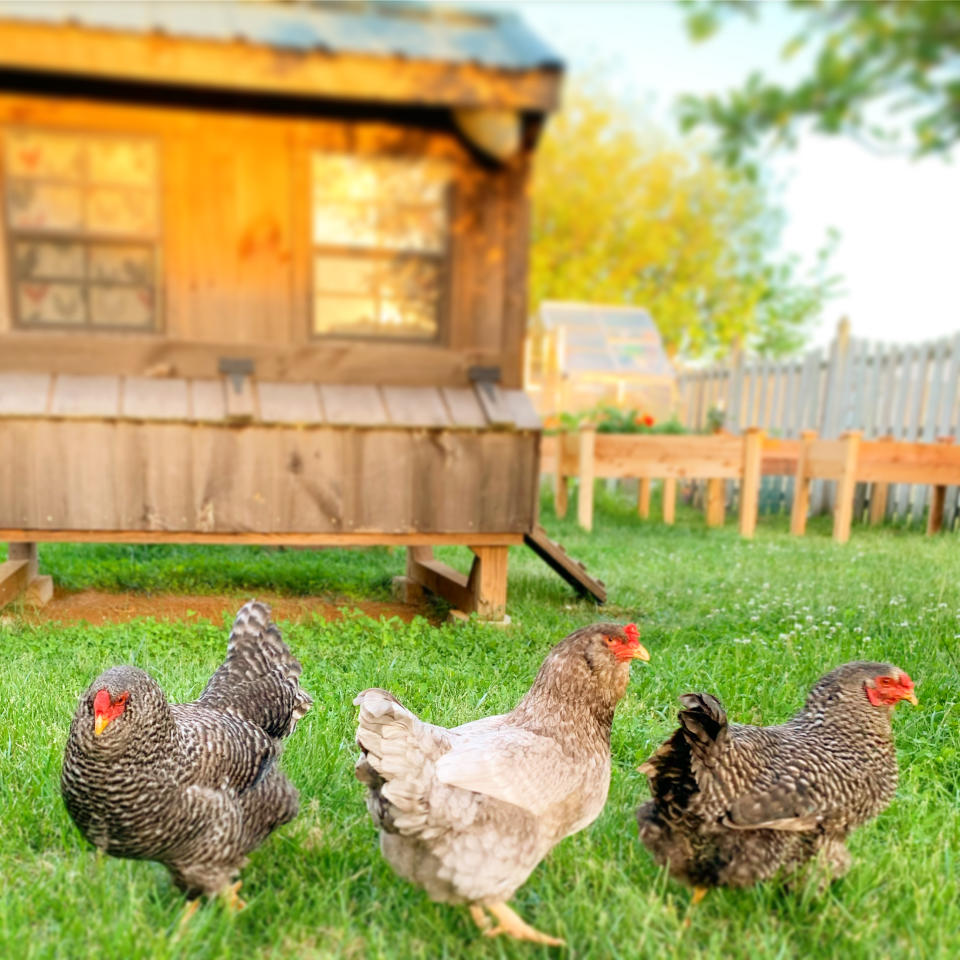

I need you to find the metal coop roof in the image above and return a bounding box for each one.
[0,0,562,72]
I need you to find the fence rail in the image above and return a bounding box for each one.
[676,320,960,526]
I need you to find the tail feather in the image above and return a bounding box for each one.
[354,688,449,836]
[677,692,727,763]
[198,600,312,739]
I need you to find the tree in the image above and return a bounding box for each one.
[680,0,960,168]
[530,85,836,359]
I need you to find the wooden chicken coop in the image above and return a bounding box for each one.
[0,1,599,617]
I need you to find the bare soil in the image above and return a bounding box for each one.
[13,588,431,626]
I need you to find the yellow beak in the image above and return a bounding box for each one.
[631,643,651,662]
[904,692,919,706]
[94,714,109,737]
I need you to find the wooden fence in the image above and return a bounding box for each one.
[676,319,960,527]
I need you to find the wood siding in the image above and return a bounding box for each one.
[0,93,531,387]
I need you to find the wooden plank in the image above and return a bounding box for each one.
[868,435,893,525]
[738,428,763,538]
[381,386,450,428]
[857,440,960,485]
[524,525,606,603]
[0,372,51,416]
[441,387,488,428]
[637,477,651,519]
[727,352,744,433]
[319,385,388,427]
[0,529,525,546]
[467,546,509,619]
[7,542,38,581]
[473,382,514,427]
[121,377,190,421]
[577,426,596,532]
[942,334,960,529]
[662,477,676,525]
[790,431,817,536]
[257,382,322,425]
[0,21,562,113]
[50,375,121,418]
[406,547,474,612]
[499,389,542,431]
[190,379,227,422]
[832,432,861,543]
[590,434,744,479]
[705,477,725,527]
[0,559,29,608]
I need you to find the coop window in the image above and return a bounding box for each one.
[310,153,450,341]
[3,128,159,331]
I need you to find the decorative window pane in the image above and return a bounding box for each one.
[4,127,160,330]
[310,153,449,340]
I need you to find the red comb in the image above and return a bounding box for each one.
[93,688,111,714]
[624,623,640,643]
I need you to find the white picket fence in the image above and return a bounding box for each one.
[676,320,960,525]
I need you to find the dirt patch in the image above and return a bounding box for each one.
[13,588,432,626]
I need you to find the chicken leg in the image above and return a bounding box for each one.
[222,880,246,911]
[477,902,565,947]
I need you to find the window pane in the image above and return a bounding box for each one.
[312,294,379,336]
[14,240,85,280]
[378,298,438,337]
[89,285,154,328]
[86,187,156,236]
[89,243,154,284]
[312,203,378,247]
[314,254,377,295]
[17,282,86,325]
[88,138,156,186]
[379,204,446,252]
[379,256,442,302]
[5,130,83,179]
[7,181,83,231]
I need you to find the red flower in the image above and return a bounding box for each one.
[642,414,655,427]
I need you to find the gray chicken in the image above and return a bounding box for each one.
[61,601,311,913]
[636,660,917,899]
[354,622,649,946]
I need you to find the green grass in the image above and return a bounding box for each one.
[1,487,958,959]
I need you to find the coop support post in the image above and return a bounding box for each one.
[577,425,596,532]
[1,542,52,608]
[405,545,508,620]
[738,428,763,538]
[832,431,861,544]
[927,436,954,535]
[790,431,817,536]
[637,477,651,518]
[662,477,676,525]
[705,477,725,527]
[868,435,893,525]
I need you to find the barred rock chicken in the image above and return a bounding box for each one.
[637,661,916,898]
[354,622,649,946]
[61,601,311,914]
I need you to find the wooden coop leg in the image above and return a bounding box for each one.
[405,546,508,621]
[662,478,676,525]
[637,478,651,519]
[1,542,53,609]
[738,428,764,539]
[832,431,861,544]
[705,478,725,527]
[927,437,954,534]
[577,426,596,532]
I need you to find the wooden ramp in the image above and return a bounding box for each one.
[524,526,607,604]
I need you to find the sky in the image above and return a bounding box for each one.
[500,0,960,349]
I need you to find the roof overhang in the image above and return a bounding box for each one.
[0,18,563,113]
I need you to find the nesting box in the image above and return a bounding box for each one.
[0,1,577,617]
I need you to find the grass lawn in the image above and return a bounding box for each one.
[1,487,958,959]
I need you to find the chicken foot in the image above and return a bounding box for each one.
[472,902,565,947]
[222,880,246,911]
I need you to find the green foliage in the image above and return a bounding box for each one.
[544,405,687,435]
[680,0,960,167]
[1,498,959,959]
[531,81,837,359]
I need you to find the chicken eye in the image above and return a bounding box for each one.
[878,677,892,687]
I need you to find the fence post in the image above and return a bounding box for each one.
[738,427,764,538]
[790,430,817,536]
[868,435,893,525]
[832,430,861,544]
[927,436,955,535]
[577,425,596,532]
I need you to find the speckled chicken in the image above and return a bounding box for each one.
[61,601,311,910]
[636,661,916,898]
[354,622,649,946]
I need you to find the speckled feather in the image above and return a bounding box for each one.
[61,601,312,897]
[354,623,641,905]
[636,661,908,888]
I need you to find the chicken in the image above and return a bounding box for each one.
[61,600,311,913]
[636,660,917,898]
[354,622,649,946]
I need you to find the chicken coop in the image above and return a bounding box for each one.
[0,1,601,617]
